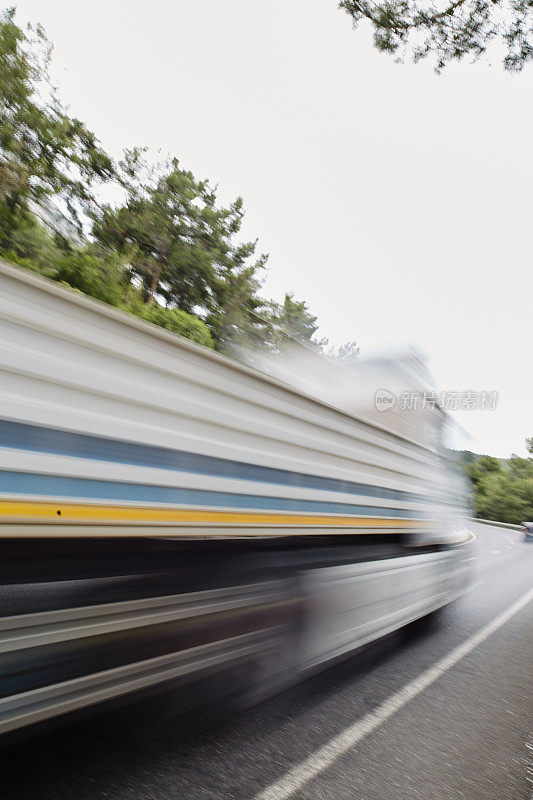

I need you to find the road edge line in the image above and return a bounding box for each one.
[253,585,533,800]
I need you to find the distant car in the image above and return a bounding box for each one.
[522,522,533,542]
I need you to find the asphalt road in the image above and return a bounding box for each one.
[2,522,532,800]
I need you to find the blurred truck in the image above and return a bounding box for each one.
[0,260,472,736]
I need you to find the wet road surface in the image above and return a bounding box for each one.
[2,522,532,800]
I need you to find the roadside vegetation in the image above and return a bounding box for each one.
[452,439,533,524]
[0,9,356,357]
[340,0,532,72]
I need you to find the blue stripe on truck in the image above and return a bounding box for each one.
[0,419,423,503]
[0,470,425,518]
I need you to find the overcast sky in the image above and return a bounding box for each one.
[14,0,532,457]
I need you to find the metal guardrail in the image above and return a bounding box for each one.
[468,518,524,532]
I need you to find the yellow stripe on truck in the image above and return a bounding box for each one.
[0,500,428,528]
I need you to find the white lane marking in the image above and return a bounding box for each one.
[253,586,533,800]
[490,550,501,555]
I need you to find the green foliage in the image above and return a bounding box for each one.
[11,222,56,264]
[0,210,124,306]
[339,0,533,72]
[92,148,272,351]
[475,472,531,525]
[54,250,124,306]
[1,10,357,360]
[126,299,214,349]
[477,455,502,475]
[455,440,533,524]
[93,150,266,314]
[4,212,61,274]
[507,454,532,479]
[0,8,114,248]
[206,250,272,352]
[266,293,320,348]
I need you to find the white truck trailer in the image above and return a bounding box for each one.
[0,260,471,735]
